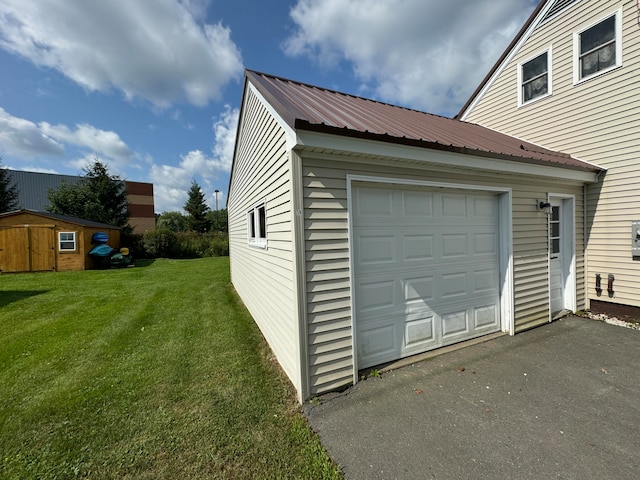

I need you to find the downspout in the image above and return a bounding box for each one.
[583,184,588,310]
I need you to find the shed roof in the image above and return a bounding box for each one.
[246,69,601,173]
[0,209,122,229]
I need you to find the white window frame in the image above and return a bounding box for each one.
[573,8,622,84]
[518,47,553,107]
[247,200,267,248]
[58,231,77,251]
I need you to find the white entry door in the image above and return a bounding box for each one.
[548,197,575,318]
[549,201,564,315]
[352,183,502,369]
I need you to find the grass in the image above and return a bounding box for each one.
[0,258,342,479]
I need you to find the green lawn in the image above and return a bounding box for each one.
[0,258,341,479]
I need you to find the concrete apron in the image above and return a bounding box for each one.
[305,316,640,480]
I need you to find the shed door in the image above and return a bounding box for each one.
[0,225,55,273]
[353,183,501,369]
[29,226,56,271]
[0,226,29,273]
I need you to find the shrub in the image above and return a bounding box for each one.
[142,230,228,259]
[142,229,178,258]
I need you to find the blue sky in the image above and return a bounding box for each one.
[0,0,538,213]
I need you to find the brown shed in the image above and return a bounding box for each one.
[0,210,121,273]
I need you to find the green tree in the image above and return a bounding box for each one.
[47,158,130,228]
[205,208,228,233]
[0,158,19,213]
[184,181,210,233]
[156,211,187,232]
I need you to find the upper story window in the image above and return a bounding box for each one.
[58,231,77,251]
[574,10,621,83]
[519,49,552,105]
[247,201,267,248]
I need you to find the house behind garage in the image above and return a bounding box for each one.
[228,70,603,402]
[0,209,121,273]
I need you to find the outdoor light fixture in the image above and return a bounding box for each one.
[538,200,552,214]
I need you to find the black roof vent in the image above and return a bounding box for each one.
[541,0,581,24]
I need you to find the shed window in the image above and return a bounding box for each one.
[575,11,621,82]
[520,50,551,105]
[59,232,77,251]
[247,201,267,248]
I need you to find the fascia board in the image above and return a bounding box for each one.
[295,130,599,184]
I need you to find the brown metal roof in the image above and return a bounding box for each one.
[246,69,601,173]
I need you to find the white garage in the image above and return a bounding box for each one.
[351,180,508,369]
[230,70,601,401]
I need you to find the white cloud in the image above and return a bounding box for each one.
[40,123,133,163]
[0,107,64,158]
[284,0,537,116]
[0,0,243,108]
[0,108,134,175]
[150,105,238,212]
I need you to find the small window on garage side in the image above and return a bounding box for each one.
[58,231,77,251]
[519,49,551,105]
[247,201,267,248]
[574,11,621,83]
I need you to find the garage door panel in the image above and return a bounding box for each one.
[357,234,396,265]
[404,275,435,304]
[355,188,394,216]
[441,310,469,337]
[358,279,396,313]
[401,191,433,217]
[473,268,499,295]
[358,322,397,363]
[404,311,437,350]
[353,183,501,369]
[474,304,499,329]
[473,232,498,255]
[403,234,434,261]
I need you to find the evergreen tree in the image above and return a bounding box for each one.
[47,157,130,228]
[0,158,19,213]
[184,180,210,233]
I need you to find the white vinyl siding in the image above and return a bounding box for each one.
[463,0,639,309]
[228,87,300,392]
[302,154,585,395]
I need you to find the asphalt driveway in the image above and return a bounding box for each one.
[305,316,640,479]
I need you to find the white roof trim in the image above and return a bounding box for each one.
[295,130,599,183]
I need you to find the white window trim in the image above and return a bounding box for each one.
[518,47,553,107]
[573,8,622,85]
[247,200,267,249]
[58,231,77,251]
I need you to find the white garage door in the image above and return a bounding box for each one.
[353,183,502,369]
